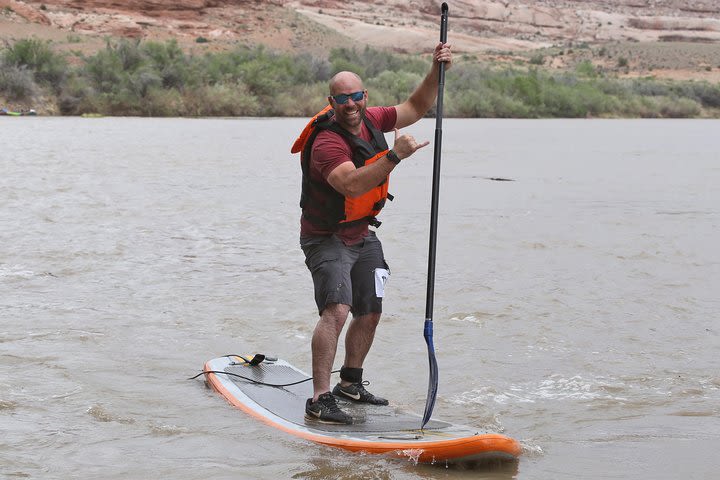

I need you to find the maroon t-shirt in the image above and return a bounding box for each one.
[300,106,397,245]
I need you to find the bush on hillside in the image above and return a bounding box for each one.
[1,38,717,118]
[0,64,38,100]
[2,38,66,88]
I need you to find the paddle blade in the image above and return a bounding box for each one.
[421,319,439,429]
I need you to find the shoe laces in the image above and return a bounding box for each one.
[355,380,371,391]
[346,381,375,398]
[319,393,343,413]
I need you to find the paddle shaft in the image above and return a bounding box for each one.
[425,3,448,323]
[421,2,448,430]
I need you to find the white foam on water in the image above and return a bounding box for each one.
[0,265,36,278]
[449,314,484,324]
[86,404,135,425]
[452,374,631,406]
[399,448,424,465]
[149,423,190,436]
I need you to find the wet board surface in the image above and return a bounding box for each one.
[203,355,521,464]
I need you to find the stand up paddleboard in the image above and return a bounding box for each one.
[203,354,521,464]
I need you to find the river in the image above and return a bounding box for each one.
[1,117,718,479]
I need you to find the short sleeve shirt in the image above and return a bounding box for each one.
[301,106,397,245]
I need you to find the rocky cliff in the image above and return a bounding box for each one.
[2,0,719,55]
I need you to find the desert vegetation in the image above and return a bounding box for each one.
[2,38,719,118]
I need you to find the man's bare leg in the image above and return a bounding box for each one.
[311,303,350,401]
[341,312,381,387]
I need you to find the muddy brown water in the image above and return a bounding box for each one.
[2,117,718,479]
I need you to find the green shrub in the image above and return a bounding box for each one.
[654,96,701,118]
[488,92,532,118]
[510,71,542,107]
[367,70,423,106]
[329,45,426,79]
[183,83,260,117]
[117,39,145,71]
[129,68,163,97]
[575,60,598,78]
[3,38,67,87]
[446,88,493,117]
[529,53,544,65]
[83,46,125,91]
[328,57,366,79]
[272,82,328,117]
[105,87,143,115]
[142,40,190,88]
[674,81,720,108]
[629,79,670,97]
[2,36,718,118]
[142,87,184,116]
[57,75,93,115]
[0,64,38,100]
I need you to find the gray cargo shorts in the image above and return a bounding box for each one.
[300,231,390,316]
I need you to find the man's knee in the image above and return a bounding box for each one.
[355,312,381,329]
[321,303,351,328]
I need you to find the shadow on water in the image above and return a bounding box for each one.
[291,454,519,479]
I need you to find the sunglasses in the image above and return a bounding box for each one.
[331,91,365,104]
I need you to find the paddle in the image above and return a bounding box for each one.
[421,2,448,430]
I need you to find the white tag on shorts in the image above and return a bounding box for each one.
[374,268,390,298]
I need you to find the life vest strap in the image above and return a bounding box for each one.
[302,212,382,231]
[291,105,333,154]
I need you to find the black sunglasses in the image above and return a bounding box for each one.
[331,91,365,104]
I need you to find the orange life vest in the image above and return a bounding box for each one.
[291,107,393,230]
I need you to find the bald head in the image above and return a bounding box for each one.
[329,71,364,95]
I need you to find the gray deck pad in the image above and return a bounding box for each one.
[224,360,452,434]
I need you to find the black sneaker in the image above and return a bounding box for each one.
[332,381,389,405]
[305,392,353,424]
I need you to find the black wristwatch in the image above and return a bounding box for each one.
[386,149,401,165]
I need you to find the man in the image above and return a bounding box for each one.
[295,42,453,424]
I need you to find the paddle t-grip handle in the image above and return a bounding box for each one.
[440,3,448,43]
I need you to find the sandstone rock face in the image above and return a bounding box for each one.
[0,0,51,25]
[3,0,720,53]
